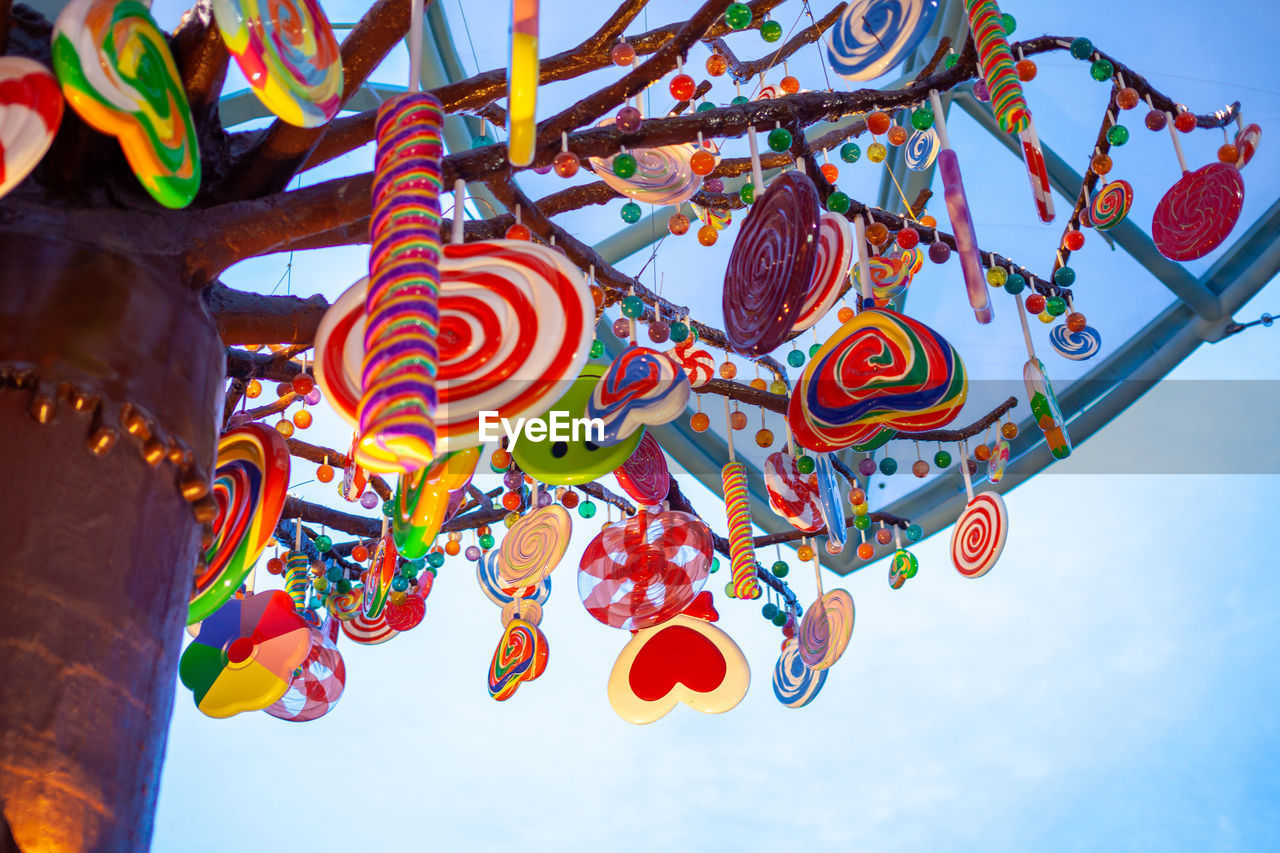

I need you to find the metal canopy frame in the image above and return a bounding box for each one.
[219,0,1279,575]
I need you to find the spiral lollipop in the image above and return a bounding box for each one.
[264,621,346,722]
[614,432,671,506]
[851,249,922,307]
[0,58,64,200]
[1049,324,1102,361]
[358,92,444,473]
[587,346,691,445]
[326,587,363,621]
[591,142,702,206]
[798,589,854,671]
[950,492,1008,579]
[722,461,759,600]
[362,532,398,619]
[828,0,940,81]
[1152,162,1244,261]
[1090,179,1133,231]
[210,0,343,128]
[52,0,200,208]
[772,639,827,708]
[904,126,940,171]
[764,451,823,533]
[665,344,715,388]
[341,608,399,645]
[498,505,572,588]
[477,549,551,607]
[793,213,854,333]
[283,550,310,612]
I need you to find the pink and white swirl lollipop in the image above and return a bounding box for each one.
[764,451,823,533]
[0,58,64,200]
[498,505,572,588]
[1152,162,1244,261]
[792,213,854,333]
[798,589,854,671]
[590,137,702,206]
[950,491,1008,578]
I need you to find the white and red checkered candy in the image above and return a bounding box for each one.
[578,510,713,630]
[265,619,346,723]
[764,451,823,533]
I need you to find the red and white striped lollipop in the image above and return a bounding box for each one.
[950,491,1008,579]
[340,606,399,645]
[264,620,346,723]
[792,213,853,333]
[665,342,715,388]
[763,451,823,533]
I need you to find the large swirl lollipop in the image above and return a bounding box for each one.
[477,549,551,608]
[793,213,854,333]
[614,432,671,506]
[851,248,923,308]
[828,0,940,81]
[1152,162,1244,261]
[586,345,691,446]
[798,589,854,671]
[190,424,290,625]
[498,504,572,588]
[723,170,822,356]
[951,492,1008,579]
[591,142,702,206]
[488,617,549,701]
[904,125,940,171]
[773,638,827,708]
[210,0,343,128]
[788,308,968,453]
[1090,179,1133,231]
[1049,324,1102,361]
[577,509,713,630]
[0,58,64,200]
[52,0,200,208]
[764,451,823,533]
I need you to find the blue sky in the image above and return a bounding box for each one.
[151,1,1279,849]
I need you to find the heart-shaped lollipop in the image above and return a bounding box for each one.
[488,617,549,701]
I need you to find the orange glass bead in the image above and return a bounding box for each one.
[292,409,312,429]
[590,285,605,308]
[865,222,889,245]
[820,163,839,183]
[749,377,766,390]
[866,111,891,135]
[1218,143,1239,164]
[553,151,580,177]
[611,42,635,66]
[245,344,262,353]
[780,75,800,94]
[491,448,511,468]
[351,544,369,562]
[668,213,690,235]
[850,488,866,505]
[1066,311,1087,332]
[754,428,773,448]
[886,125,908,146]
[697,225,718,246]
[705,53,727,76]
[1064,230,1085,251]
[1001,422,1019,440]
[291,374,315,395]
[919,214,937,228]
[719,361,737,380]
[690,149,716,176]
[244,379,261,399]
[316,463,334,483]
[857,542,874,560]
[1015,59,1037,81]
[690,412,710,432]
[837,306,855,323]
[973,444,991,462]
[1115,87,1139,110]
[797,544,815,561]
[1174,111,1197,133]
[505,223,531,240]
[729,411,748,430]
[1090,153,1112,175]
[266,557,284,575]
[275,419,294,437]
[444,540,460,556]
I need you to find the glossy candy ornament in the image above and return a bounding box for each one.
[851,248,923,307]
[614,432,671,506]
[179,591,312,719]
[393,446,479,558]
[798,589,854,671]
[340,607,399,645]
[488,617,549,700]
[828,0,940,81]
[1049,324,1102,361]
[723,170,822,356]
[587,346,691,445]
[1090,179,1133,231]
[1024,357,1071,459]
[507,0,539,165]
[664,342,715,388]
[722,462,760,599]
[190,425,290,624]
[590,140,703,206]
[264,619,346,722]
[788,308,968,452]
[950,491,1008,578]
[1152,162,1244,261]
[1233,123,1261,169]
[904,125,940,171]
[607,592,749,724]
[815,453,847,553]
[361,532,398,619]
[513,364,642,485]
[987,437,1010,484]
[772,638,827,708]
[888,548,918,588]
[498,504,572,588]
[52,0,200,208]
[792,213,855,333]
[963,0,1027,134]
[210,0,343,128]
[764,451,823,533]
[577,509,713,630]
[325,587,363,621]
[0,58,64,200]
[477,549,552,608]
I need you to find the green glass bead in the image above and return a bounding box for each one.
[762,602,779,619]
[839,142,861,163]
[787,349,805,367]
[620,201,642,223]
[408,557,426,570]
[471,134,493,149]
[905,524,923,542]
[325,564,342,582]
[1070,37,1094,60]
[314,535,332,552]
[577,500,597,519]
[826,191,851,213]
[478,533,495,549]
[944,54,959,69]
[336,578,352,594]
[1053,266,1076,287]
[710,556,720,574]
[696,101,715,112]
[1004,272,1026,295]
[668,321,689,343]
[401,564,419,579]
[730,95,750,106]
[590,339,605,358]
[771,560,789,577]
[767,127,793,152]
[612,152,637,179]
[1090,59,1114,82]
[772,611,788,627]
[1046,296,1067,316]
[934,450,952,467]
[796,455,815,474]
[808,343,821,357]
[879,457,898,475]
[724,582,736,597]
[739,183,754,204]
[911,107,934,130]
[1107,124,1130,146]
[621,295,644,318]
[725,2,752,29]
[426,551,445,568]
[381,500,394,517]
[391,576,409,592]
[1000,13,1015,34]
[760,20,783,42]
[853,514,871,530]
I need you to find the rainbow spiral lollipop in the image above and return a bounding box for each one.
[359,92,445,473]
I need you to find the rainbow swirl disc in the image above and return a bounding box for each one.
[1049,324,1102,361]
[828,0,940,81]
[587,345,691,445]
[904,125,940,171]
[189,424,291,625]
[772,639,827,708]
[498,505,572,588]
[1089,179,1133,231]
[851,249,923,307]
[950,491,1008,579]
[1152,163,1244,261]
[788,308,968,453]
[798,589,854,671]
[723,170,822,356]
[52,0,200,208]
[210,0,343,128]
[477,549,551,607]
[488,617,549,701]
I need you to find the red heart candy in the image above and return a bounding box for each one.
[628,624,727,701]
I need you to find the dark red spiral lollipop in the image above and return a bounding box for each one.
[613,432,671,506]
[722,170,821,355]
[1152,162,1244,261]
